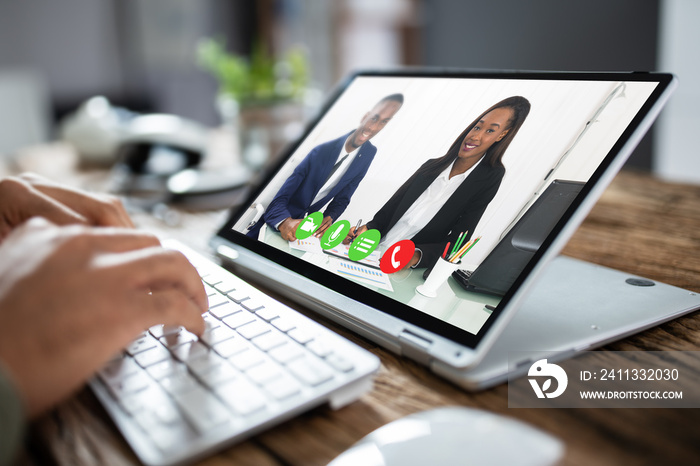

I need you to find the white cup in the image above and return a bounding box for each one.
[416,257,461,298]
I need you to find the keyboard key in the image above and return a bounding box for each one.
[325,354,355,373]
[245,360,284,385]
[187,352,225,377]
[213,336,249,358]
[306,339,334,358]
[159,329,198,348]
[120,385,171,415]
[159,372,201,396]
[214,279,239,294]
[199,325,236,347]
[149,324,182,339]
[236,320,270,340]
[271,317,297,333]
[226,289,250,303]
[197,364,239,389]
[287,357,334,387]
[268,343,305,365]
[251,332,288,352]
[105,371,153,399]
[209,302,240,320]
[223,311,256,329]
[288,327,315,345]
[99,356,140,384]
[126,334,159,355]
[202,274,224,286]
[202,313,221,333]
[216,379,267,416]
[263,374,302,401]
[173,385,231,433]
[255,307,279,322]
[241,298,264,312]
[171,341,209,363]
[146,359,188,380]
[207,292,230,309]
[133,345,172,368]
[229,349,265,371]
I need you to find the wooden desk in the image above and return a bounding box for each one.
[21,169,700,466]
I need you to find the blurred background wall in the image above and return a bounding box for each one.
[0,0,697,181]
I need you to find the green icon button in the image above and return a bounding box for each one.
[321,220,350,250]
[348,229,381,261]
[295,212,323,240]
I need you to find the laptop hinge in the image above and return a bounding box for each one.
[398,329,434,366]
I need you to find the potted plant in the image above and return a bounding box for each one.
[197,37,310,168]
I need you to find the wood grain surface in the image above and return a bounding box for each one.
[22,170,700,466]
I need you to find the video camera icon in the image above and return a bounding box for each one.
[300,221,317,233]
[295,212,323,240]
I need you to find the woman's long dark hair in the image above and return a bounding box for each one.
[420,96,531,174]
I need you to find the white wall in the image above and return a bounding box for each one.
[655,0,700,184]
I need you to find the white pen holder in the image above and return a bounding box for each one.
[416,257,460,298]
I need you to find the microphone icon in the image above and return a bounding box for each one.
[324,227,341,248]
[320,220,351,250]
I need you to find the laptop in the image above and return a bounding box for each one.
[211,69,700,388]
[91,69,700,465]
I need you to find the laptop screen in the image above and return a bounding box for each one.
[216,70,669,348]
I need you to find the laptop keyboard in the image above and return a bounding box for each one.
[91,241,379,466]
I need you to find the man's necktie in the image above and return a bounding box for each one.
[323,153,349,185]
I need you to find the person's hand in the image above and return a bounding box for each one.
[313,216,334,238]
[405,250,422,270]
[0,218,206,417]
[278,217,302,242]
[343,224,368,244]
[0,173,133,240]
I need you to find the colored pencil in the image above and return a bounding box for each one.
[449,236,481,263]
[456,236,481,261]
[442,242,451,259]
[453,231,468,257]
[450,232,464,258]
[449,240,470,262]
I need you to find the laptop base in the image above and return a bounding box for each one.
[446,255,700,390]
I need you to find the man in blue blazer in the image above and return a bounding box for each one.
[247,93,404,241]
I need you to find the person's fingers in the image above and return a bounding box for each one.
[314,225,327,237]
[101,246,208,314]
[25,178,134,228]
[0,177,88,230]
[133,288,206,336]
[314,217,333,237]
[280,222,297,241]
[342,228,355,244]
[60,227,162,255]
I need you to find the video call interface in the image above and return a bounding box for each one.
[233,76,658,336]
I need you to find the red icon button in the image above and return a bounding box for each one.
[380,240,416,274]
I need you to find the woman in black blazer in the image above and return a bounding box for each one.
[350,96,531,270]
